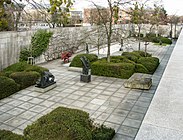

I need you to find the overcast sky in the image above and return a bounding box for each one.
[27,0,183,16]
[73,0,183,15]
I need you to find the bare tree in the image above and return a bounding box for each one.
[90,0,132,62]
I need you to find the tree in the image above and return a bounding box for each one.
[91,0,130,62]
[0,0,12,31]
[48,0,73,27]
[149,4,168,35]
[130,2,145,50]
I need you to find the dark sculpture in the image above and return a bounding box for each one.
[85,43,89,54]
[80,56,91,82]
[80,56,90,75]
[36,71,56,88]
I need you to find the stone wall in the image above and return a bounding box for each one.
[0,24,181,71]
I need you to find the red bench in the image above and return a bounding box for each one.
[61,51,72,63]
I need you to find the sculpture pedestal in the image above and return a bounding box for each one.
[34,83,57,93]
[80,74,91,83]
[124,73,152,90]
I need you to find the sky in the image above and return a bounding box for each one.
[73,0,183,16]
[23,0,183,16]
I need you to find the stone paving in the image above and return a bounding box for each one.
[0,42,175,140]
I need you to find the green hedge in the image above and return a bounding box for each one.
[24,107,115,140]
[3,62,48,76]
[152,37,172,44]
[0,76,20,100]
[110,56,135,64]
[25,65,48,75]
[0,130,25,140]
[92,61,135,79]
[3,62,30,74]
[69,54,98,67]
[132,51,152,57]
[10,72,40,89]
[137,57,159,74]
[135,64,149,73]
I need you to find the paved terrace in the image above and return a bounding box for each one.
[135,31,183,139]
[0,41,175,140]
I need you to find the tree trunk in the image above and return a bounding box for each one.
[138,26,141,51]
[174,24,177,39]
[107,36,111,63]
[170,22,173,39]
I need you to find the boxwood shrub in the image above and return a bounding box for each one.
[0,76,20,100]
[10,71,40,89]
[3,62,30,73]
[92,60,135,79]
[24,107,115,140]
[135,64,149,73]
[0,130,25,140]
[132,51,152,57]
[25,65,48,75]
[137,57,159,74]
[110,56,135,64]
[69,54,98,68]
[3,62,48,77]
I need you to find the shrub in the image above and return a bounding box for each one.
[3,62,48,77]
[70,54,98,67]
[122,52,141,59]
[146,33,156,38]
[110,56,135,63]
[3,62,30,74]
[160,37,172,44]
[137,57,159,74]
[31,29,53,58]
[92,61,135,79]
[25,65,49,75]
[132,51,152,57]
[19,48,31,62]
[0,130,25,140]
[135,64,149,73]
[10,71,40,89]
[92,125,115,140]
[0,76,19,100]
[24,107,115,140]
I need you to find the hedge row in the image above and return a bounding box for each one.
[10,72,40,89]
[69,54,98,68]
[143,33,172,45]
[0,130,25,140]
[137,57,159,74]
[23,107,115,140]
[3,62,48,76]
[0,76,20,100]
[92,60,135,79]
[0,62,48,100]
[70,51,159,79]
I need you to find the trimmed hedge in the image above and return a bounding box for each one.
[3,62,30,74]
[137,57,159,74]
[24,107,115,140]
[92,61,135,79]
[110,56,135,64]
[70,54,98,68]
[25,65,48,75]
[135,64,149,73]
[3,62,49,76]
[0,130,25,140]
[143,33,172,45]
[0,76,19,100]
[10,72,40,89]
[132,51,152,57]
